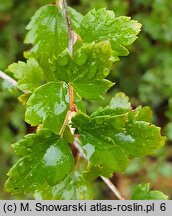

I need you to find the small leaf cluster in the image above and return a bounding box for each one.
[5,3,166,199]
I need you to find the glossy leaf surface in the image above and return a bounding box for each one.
[53,41,114,100]
[34,172,93,200]
[114,121,164,157]
[24,5,68,65]
[72,93,165,176]
[72,112,129,176]
[25,82,69,134]
[5,129,74,195]
[77,8,141,57]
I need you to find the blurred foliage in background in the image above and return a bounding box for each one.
[0,0,172,199]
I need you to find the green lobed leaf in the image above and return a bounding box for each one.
[131,183,168,200]
[54,41,114,81]
[113,121,165,158]
[5,129,74,195]
[52,41,115,100]
[34,172,93,200]
[110,92,131,109]
[72,92,165,177]
[91,92,131,117]
[25,81,85,133]
[73,79,113,100]
[24,5,68,70]
[7,58,45,92]
[76,8,141,57]
[82,136,129,177]
[91,94,165,158]
[72,112,129,176]
[25,81,69,134]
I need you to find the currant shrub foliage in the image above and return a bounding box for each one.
[5,2,167,200]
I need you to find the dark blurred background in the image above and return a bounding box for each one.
[0,0,172,199]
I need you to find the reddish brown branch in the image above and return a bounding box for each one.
[69,84,76,111]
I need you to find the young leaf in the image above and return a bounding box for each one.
[34,172,93,200]
[25,81,69,134]
[110,92,131,110]
[131,183,168,200]
[24,5,68,66]
[91,92,131,117]
[7,58,45,92]
[5,129,74,195]
[54,41,115,81]
[53,41,115,100]
[77,8,141,57]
